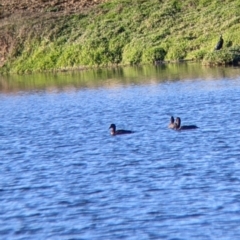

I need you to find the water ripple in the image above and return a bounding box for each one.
[1,67,240,239]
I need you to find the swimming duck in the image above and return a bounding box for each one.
[168,116,176,129]
[174,117,198,130]
[109,124,134,135]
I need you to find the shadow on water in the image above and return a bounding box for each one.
[0,62,239,93]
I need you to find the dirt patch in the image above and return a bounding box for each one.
[0,0,107,69]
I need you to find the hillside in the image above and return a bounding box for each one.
[1,0,240,73]
[0,0,106,67]
[1,0,106,17]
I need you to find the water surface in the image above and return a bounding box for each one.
[1,63,240,239]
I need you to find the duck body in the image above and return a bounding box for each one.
[109,124,134,135]
[173,117,198,131]
[177,125,198,130]
[215,35,224,50]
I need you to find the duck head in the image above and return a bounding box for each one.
[175,117,181,129]
[109,124,116,135]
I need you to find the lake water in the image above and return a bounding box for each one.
[1,63,240,239]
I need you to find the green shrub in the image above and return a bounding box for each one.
[229,45,240,53]
[192,49,208,60]
[108,40,123,64]
[166,43,187,61]
[202,49,234,65]
[56,45,82,68]
[229,45,240,63]
[198,0,210,7]
[142,47,166,63]
[122,40,144,65]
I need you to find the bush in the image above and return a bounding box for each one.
[192,49,207,60]
[202,49,234,65]
[122,40,144,65]
[142,46,166,63]
[108,39,124,64]
[166,44,187,61]
[56,44,82,68]
[80,39,109,66]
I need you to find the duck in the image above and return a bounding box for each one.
[174,117,198,130]
[109,124,134,135]
[168,116,175,129]
[214,34,224,50]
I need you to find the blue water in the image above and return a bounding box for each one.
[1,64,240,239]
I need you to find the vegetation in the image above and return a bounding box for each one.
[1,0,240,73]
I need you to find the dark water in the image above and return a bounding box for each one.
[1,63,240,239]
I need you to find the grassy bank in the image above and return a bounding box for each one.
[1,0,240,73]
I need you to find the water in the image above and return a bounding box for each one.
[1,63,240,239]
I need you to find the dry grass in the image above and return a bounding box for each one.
[0,0,107,67]
[1,0,106,16]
